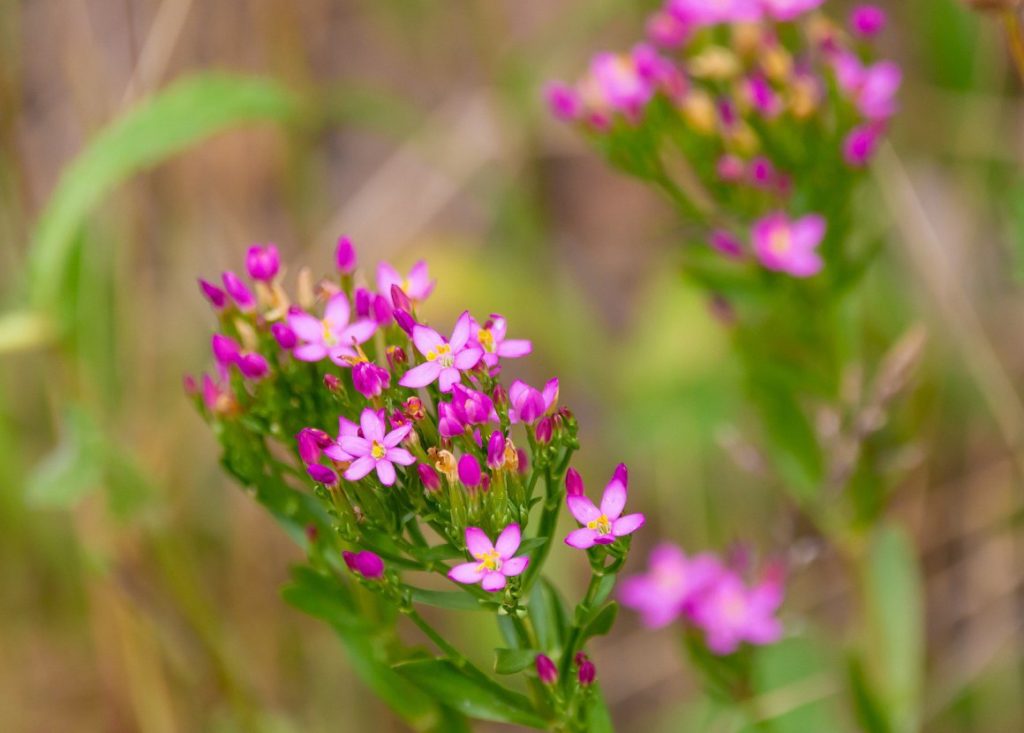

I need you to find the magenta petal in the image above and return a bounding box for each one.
[465,527,494,558]
[565,528,598,549]
[376,460,396,486]
[386,447,416,466]
[360,408,385,443]
[342,319,377,346]
[339,435,370,457]
[294,344,328,362]
[324,444,352,462]
[288,312,323,341]
[400,361,442,388]
[412,325,444,356]
[792,214,826,252]
[384,424,412,448]
[450,311,472,350]
[344,456,376,481]
[497,339,532,358]
[448,562,484,584]
[567,495,600,525]
[453,347,482,370]
[501,556,528,576]
[324,293,351,328]
[495,524,521,558]
[599,479,627,519]
[438,367,461,393]
[481,571,507,592]
[612,513,645,536]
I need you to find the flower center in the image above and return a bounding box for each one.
[426,343,454,367]
[768,228,791,256]
[321,319,337,346]
[721,589,747,623]
[370,440,386,460]
[475,549,502,572]
[587,514,612,535]
[477,328,495,353]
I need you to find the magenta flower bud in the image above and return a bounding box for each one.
[354,288,372,319]
[246,244,280,281]
[183,374,199,396]
[324,373,343,392]
[749,156,775,189]
[297,429,323,464]
[716,154,745,183]
[271,322,297,350]
[843,122,884,167]
[486,431,506,469]
[516,448,529,475]
[438,402,466,439]
[237,352,269,379]
[850,5,886,37]
[577,659,596,686]
[352,361,391,398]
[222,271,256,311]
[544,81,581,122]
[305,524,318,543]
[386,345,407,369]
[335,236,357,274]
[710,230,744,259]
[418,463,441,493]
[574,651,588,666]
[211,334,241,365]
[393,308,416,335]
[390,283,412,312]
[535,654,558,685]
[343,549,385,579]
[372,294,393,325]
[565,467,584,497]
[535,417,553,444]
[613,462,628,487]
[198,278,228,309]
[307,463,339,486]
[458,454,482,487]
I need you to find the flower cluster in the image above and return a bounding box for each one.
[620,543,784,655]
[547,2,898,279]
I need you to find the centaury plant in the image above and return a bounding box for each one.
[188,241,641,732]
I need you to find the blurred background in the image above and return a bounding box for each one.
[2,0,1024,730]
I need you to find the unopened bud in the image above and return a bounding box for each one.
[307,463,339,486]
[418,463,441,492]
[343,550,384,579]
[324,373,343,392]
[535,417,553,444]
[565,467,584,496]
[535,654,558,685]
[578,659,596,686]
[394,308,416,335]
[335,236,357,274]
[387,345,407,369]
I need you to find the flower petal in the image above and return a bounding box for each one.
[288,312,323,342]
[294,344,328,362]
[501,556,529,577]
[399,361,441,388]
[376,261,401,297]
[338,435,370,456]
[600,479,627,520]
[341,319,377,346]
[449,311,472,351]
[324,444,352,462]
[567,495,601,525]
[792,214,826,252]
[360,408,385,443]
[375,460,396,486]
[344,456,376,481]
[385,447,415,466]
[324,293,351,328]
[465,527,494,559]
[481,571,507,592]
[612,513,645,537]
[453,347,482,370]
[412,325,444,356]
[497,339,532,358]
[438,367,461,393]
[494,524,521,558]
[565,528,598,549]
[447,562,484,584]
[384,424,412,448]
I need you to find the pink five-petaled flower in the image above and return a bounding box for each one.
[619,544,724,628]
[400,311,483,393]
[564,464,645,549]
[377,260,435,303]
[471,315,532,368]
[508,378,559,424]
[752,212,826,278]
[690,564,785,655]
[448,524,529,592]
[288,293,376,366]
[337,408,415,486]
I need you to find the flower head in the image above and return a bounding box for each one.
[508,378,559,424]
[850,5,886,37]
[377,260,435,303]
[400,311,483,393]
[752,212,826,277]
[336,408,415,486]
[246,244,280,281]
[448,524,529,592]
[690,564,785,654]
[287,293,377,365]
[564,464,645,549]
[352,360,391,398]
[619,544,724,628]
[470,315,532,368]
[669,0,763,26]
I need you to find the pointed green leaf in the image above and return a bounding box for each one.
[494,648,540,675]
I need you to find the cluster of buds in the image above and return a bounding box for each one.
[620,543,785,655]
[189,238,646,731]
[547,1,899,280]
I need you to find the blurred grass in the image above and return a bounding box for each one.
[1,0,1024,731]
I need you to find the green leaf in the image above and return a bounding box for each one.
[749,382,823,500]
[750,637,850,733]
[528,577,568,651]
[25,406,103,508]
[584,688,615,733]
[581,602,619,641]
[518,536,548,554]
[493,648,539,675]
[860,524,924,733]
[592,572,618,606]
[409,587,488,612]
[27,73,299,313]
[393,659,548,728]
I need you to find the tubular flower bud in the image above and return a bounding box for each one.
[535,654,558,685]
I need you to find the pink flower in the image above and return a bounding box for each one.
[287,293,377,365]
[834,54,901,121]
[669,0,763,25]
[564,464,645,549]
[246,244,280,281]
[508,378,558,424]
[352,360,391,398]
[377,260,435,303]
[690,565,785,655]
[760,0,824,22]
[307,464,339,485]
[545,82,582,122]
[335,236,357,274]
[647,9,691,49]
[619,544,724,628]
[843,121,885,166]
[470,315,532,368]
[448,524,530,592]
[400,312,483,393]
[222,271,256,311]
[751,212,826,277]
[850,5,886,37]
[324,416,361,463]
[744,74,781,119]
[198,278,228,309]
[337,408,416,486]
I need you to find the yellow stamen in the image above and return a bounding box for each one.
[426,343,453,367]
[587,514,612,535]
[475,549,502,572]
[321,319,337,346]
[371,441,386,460]
[477,328,495,353]
[768,228,791,256]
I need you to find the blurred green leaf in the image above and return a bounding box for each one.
[409,587,486,612]
[528,577,568,651]
[393,659,548,728]
[493,648,539,675]
[28,73,299,314]
[861,524,924,733]
[25,406,102,508]
[582,601,618,642]
[750,637,849,733]
[748,381,823,500]
[584,688,616,733]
